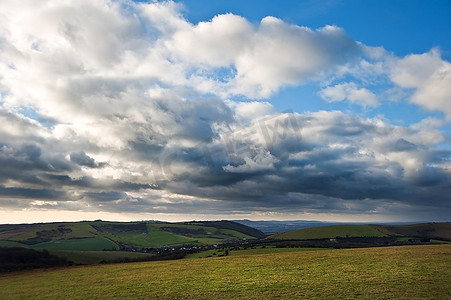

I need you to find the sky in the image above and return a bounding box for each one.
[0,0,450,224]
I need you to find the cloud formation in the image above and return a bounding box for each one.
[319,82,378,106]
[390,49,451,118]
[0,0,450,221]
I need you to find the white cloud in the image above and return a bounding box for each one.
[390,49,443,88]
[226,101,276,124]
[164,13,363,98]
[319,82,378,106]
[228,20,362,98]
[390,49,451,118]
[411,62,451,118]
[168,13,253,67]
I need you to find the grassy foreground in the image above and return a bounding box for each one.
[1,245,450,299]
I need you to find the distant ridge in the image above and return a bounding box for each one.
[267,222,451,241]
[235,220,344,234]
[191,220,266,239]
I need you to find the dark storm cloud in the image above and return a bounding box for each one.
[0,143,73,181]
[83,191,126,202]
[39,174,156,192]
[0,185,67,200]
[154,111,450,217]
[70,151,99,168]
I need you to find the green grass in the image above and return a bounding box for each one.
[106,232,152,248]
[430,239,451,244]
[380,222,451,240]
[147,230,196,247]
[1,220,262,251]
[218,229,254,239]
[6,224,49,241]
[190,237,223,245]
[185,246,329,259]
[185,249,223,259]
[1,245,449,299]
[5,222,97,242]
[0,241,26,248]
[30,237,118,251]
[396,237,451,244]
[144,226,240,247]
[271,224,388,240]
[49,250,155,265]
[64,223,98,239]
[227,246,329,257]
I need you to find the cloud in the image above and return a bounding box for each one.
[168,13,253,67]
[390,49,443,88]
[70,151,101,168]
[390,49,451,118]
[226,101,276,124]
[165,13,363,98]
[229,20,362,98]
[157,111,450,218]
[0,0,449,221]
[319,82,378,106]
[410,62,451,118]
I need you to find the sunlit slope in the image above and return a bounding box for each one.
[0,220,264,251]
[268,223,451,240]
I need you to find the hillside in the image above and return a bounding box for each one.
[0,220,263,252]
[192,221,266,239]
[379,222,451,240]
[0,245,450,299]
[268,222,451,241]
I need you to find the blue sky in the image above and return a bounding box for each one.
[180,0,451,122]
[0,0,450,223]
[180,0,451,58]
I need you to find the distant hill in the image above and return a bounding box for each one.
[235,220,344,234]
[268,222,451,241]
[191,221,266,239]
[378,222,451,240]
[0,220,264,252]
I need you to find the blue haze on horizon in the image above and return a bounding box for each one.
[0,0,450,223]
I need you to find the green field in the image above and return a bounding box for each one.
[31,237,119,251]
[1,245,450,299]
[185,246,329,259]
[270,224,388,239]
[0,220,264,266]
[269,223,451,241]
[0,220,261,252]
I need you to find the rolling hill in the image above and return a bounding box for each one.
[267,222,451,241]
[0,220,264,252]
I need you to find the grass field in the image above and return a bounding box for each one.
[31,237,119,251]
[270,224,389,240]
[185,246,329,259]
[270,223,451,241]
[0,220,261,251]
[1,244,450,299]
